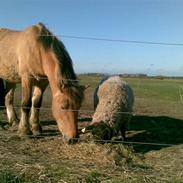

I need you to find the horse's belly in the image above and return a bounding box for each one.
[0,64,20,83]
[0,51,20,82]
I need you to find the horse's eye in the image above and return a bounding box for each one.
[61,102,69,110]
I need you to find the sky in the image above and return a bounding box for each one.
[1,0,183,76]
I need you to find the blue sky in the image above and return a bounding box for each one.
[1,0,183,76]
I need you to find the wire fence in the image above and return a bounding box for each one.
[1,28,183,182]
[39,34,183,47]
[0,131,175,147]
[1,75,183,148]
[0,105,182,147]
[0,105,134,115]
[0,33,183,148]
[0,115,177,148]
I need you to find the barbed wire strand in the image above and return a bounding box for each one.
[0,105,134,115]
[0,80,182,147]
[0,109,180,147]
[6,75,150,84]
[6,75,183,86]
[0,126,175,147]
[39,34,183,47]
[0,126,179,147]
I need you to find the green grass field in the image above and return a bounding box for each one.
[79,75,183,118]
[1,75,183,182]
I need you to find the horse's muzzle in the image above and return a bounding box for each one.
[62,135,79,144]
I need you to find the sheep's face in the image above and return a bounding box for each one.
[88,122,113,141]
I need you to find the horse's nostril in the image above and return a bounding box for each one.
[68,138,78,144]
[62,135,79,144]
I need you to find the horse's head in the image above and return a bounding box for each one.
[35,23,88,143]
[52,84,85,143]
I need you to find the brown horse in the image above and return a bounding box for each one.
[0,23,84,143]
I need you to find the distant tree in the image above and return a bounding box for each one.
[155,75,165,80]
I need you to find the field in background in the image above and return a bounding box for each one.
[1,75,183,182]
[79,75,183,118]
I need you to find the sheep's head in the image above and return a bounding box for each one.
[83,122,113,142]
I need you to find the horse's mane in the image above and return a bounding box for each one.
[36,23,84,104]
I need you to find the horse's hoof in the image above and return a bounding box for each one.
[1,123,9,130]
[32,129,42,136]
[31,124,42,136]
[9,122,19,131]
[12,121,19,126]
[17,128,32,137]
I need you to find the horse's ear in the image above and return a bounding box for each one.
[59,83,66,92]
[62,84,66,89]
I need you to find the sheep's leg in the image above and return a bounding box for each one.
[120,123,127,141]
[119,114,133,141]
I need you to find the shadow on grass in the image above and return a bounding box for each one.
[37,117,92,138]
[27,120,60,138]
[127,115,183,153]
[40,120,56,126]
[78,117,92,122]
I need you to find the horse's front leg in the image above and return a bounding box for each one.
[29,81,48,135]
[5,82,19,127]
[18,76,32,136]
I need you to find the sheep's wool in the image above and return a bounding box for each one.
[92,76,134,131]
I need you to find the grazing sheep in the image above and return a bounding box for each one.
[90,76,134,141]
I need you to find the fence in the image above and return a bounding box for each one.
[0,75,183,147]
[1,34,183,182]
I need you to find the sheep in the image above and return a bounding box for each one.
[89,76,134,141]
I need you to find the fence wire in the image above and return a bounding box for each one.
[0,109,180,147]
[0,126,175,147]
[39,34,183,47]
[0,77,183,147]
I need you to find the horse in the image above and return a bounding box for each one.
[0,23,85,143]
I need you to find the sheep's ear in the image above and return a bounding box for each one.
[81,123,95,133]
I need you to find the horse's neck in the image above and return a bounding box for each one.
[41,49,65,96]
[44,66,61,96]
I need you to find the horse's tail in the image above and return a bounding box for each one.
[0,78,5,109]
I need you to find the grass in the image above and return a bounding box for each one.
[0,171,30,183]
[126,77,182,101]
[1,75,183,182]
[79,75,183,102]
[79,75,183,118]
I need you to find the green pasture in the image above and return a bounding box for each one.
[79,75,183,119]
[126,77,183,102]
